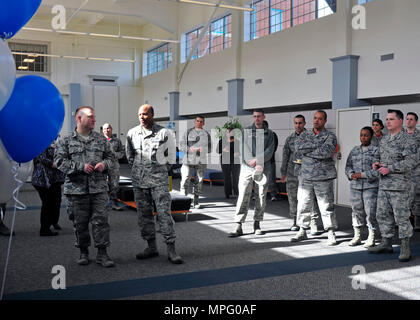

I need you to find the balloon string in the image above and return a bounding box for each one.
[1,163,26,300]
[12,163,26,210]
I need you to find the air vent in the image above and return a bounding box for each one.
[255,79,262,85]
[164,96,168,101]
[92,78,115,83]
[217,86,223,91]
[88,75,118,86]
[187,92,192,96]
[307,68,317,75]
[381,53,394,61]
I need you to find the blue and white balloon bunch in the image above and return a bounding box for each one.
[0,0,65,203]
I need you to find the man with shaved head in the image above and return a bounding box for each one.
[55,106,115,267]
[290,110,339,246]
[126,104,182,264]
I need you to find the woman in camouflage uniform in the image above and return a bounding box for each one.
[345,127,379,247]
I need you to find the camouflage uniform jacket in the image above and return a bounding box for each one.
[345,144,379,190]
[295,128,337,181]
[179,128,211,165]
[280,129,306,178]
[371,133,385,147]
[242,122,275,169]
[55,130,114,195]
[407,128,420,178]
[126,123,176,188]
[107,136,125,169]
[378,129,418,191]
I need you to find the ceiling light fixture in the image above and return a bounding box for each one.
[11,51,135,63]
[18,66,29,70]
[23,58,35,63]
[21,27,179,43]
[178,0,253,11]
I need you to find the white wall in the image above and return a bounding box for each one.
[120,86,143,144]
[179,48,236,115]
[242,12,344,110]
[142,67,173,118]
[355,0,420,99]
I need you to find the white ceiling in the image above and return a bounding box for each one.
[38,0,180,34]
[36,0,245,35]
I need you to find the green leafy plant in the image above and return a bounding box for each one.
[215,117,242,139]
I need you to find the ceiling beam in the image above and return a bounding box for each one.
[40,2,177,34]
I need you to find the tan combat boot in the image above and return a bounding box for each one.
[363,228,375,248]
[349,227,362,246]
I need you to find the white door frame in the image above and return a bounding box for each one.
[335,106,373,207]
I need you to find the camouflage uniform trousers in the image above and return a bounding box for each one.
[66,192,111,248]
[107,166,120,201]
[297,179,337,230]
[349,187,379,231]
[180,163,206,197]
[376,189,413,239]
[286,175,320,220]
[133,185,176,244]
[234,165,269,224]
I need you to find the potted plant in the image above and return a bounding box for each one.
[215,117,242,139]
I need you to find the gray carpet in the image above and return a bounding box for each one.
[1,165,420,300]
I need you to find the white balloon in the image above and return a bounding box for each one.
[0,140,33,204]
[0,39,16,111]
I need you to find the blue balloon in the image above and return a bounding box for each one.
[0,0,42,39]
[0,75,65,163]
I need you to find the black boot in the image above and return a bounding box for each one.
[77,247,89,266]
[136,239,159,259]
[368,237,393,254]
[399,238,411,262]
[0,220,14,236]
[228,223,243,237]
[96,247,115,268]
[167,242,183,264]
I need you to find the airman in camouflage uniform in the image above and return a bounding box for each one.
[126,104,183,264]
[405,112,420,231]
[228,109,275,237]
[371,118,385,147]
[281,115,321,234]
[345,126,380,247]
[55,106,115,267]
[179,116,212,209]
[290,110,338,246]
[369,109,418,262]
[102,123,125,211]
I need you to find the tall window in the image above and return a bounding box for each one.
[245,0,336,41]
[181,14,232,63]
[143,42,172,76]
[8,42,48,72]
